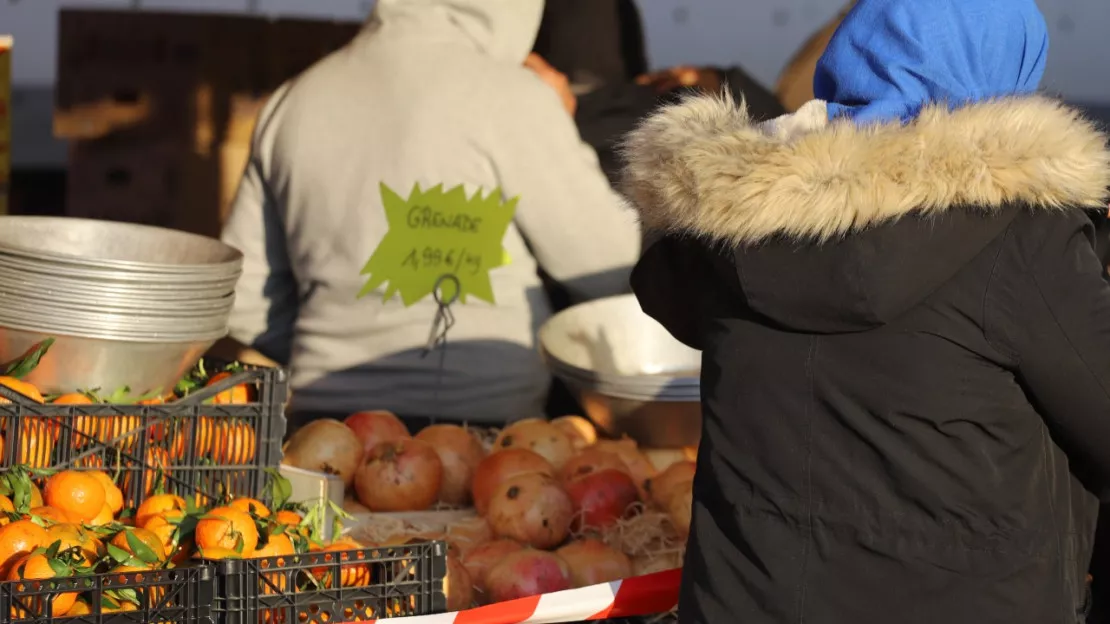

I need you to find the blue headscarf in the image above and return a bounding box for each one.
[814,0,1049,125]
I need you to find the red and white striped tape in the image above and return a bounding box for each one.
[363,568,682,624]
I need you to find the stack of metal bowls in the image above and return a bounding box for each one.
[539,294,702,448]
[0,216,243,395]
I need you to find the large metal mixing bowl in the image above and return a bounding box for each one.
[539,294,703,448]
[0,326,219,395]
[0,216,243,276]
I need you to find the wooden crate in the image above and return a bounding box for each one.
[57,10,359,236]
[55,10,270,141]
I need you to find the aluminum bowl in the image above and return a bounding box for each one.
[0,216,243,276]
[539,294,702,448]
[0,324,220,395]
[0,253,242,286]
[0,271,237,301]
[0,307,230,336]
[0,288,234,317]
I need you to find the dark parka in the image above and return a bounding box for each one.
[622,95,1110,624]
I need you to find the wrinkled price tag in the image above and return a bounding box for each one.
[359,183,517,306]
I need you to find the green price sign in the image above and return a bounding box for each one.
[359,183,517,306]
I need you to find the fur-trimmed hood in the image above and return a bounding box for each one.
[625,96,1110,334]
[622,96,1110,245]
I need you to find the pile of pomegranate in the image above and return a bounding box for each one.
[281,413,697,608]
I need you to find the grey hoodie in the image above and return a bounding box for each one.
[222,0,641,423]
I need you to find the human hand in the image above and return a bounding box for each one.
[636,66,723,95]
[525,53,577,117]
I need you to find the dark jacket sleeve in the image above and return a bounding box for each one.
[631,235,740,351]
[993,211,1110,499]
[575,83,664,186]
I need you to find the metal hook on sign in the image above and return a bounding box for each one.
[422,274,460,357]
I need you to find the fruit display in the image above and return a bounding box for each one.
[0,343,287,513]
[0,466,429,622]
[311,414,698,609]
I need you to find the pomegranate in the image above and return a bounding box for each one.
[414,424,486,506]
[445,517,492,554]
[592,438,656,499]
[486,473,573,549]
[281,419,365,487]
[551,416,597,450]
[632,551,684,576]
[461,539,523,593]
[646,460,696,509]
[556,539,632,587]
[484,549,571,604]
[344,410,411,457]
[558,448,630,484]
[472,449,554,515]
[445,555,474,611]
[493,419,574,469]
[666,479,694,540]
[355,439,443,512]
[564,468,640,531]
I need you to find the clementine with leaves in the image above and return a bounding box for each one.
[135,494,186,527]
[0,376,44,403]
[196,506,259,556]
[46,524,102,565]
[28,507,72,525]
[0,519,48,576]
[207,371,252,404]
[253,531,295,594]
[142,510,188,556]
[230,498,270,518]
[6,549,80,617]
[89,472,123,514]
[108,527,167,564]
[43,471,106,523]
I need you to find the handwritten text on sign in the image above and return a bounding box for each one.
[359,183,517,306]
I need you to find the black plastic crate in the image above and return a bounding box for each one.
[211,542,448,624]
[0,563,213,624]
[0,365,288,509]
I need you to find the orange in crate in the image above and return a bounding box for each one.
[0,519,48,575]
[309,540,372,587]
[98,413,142,453]
[0,377,43,403]
[207,371,253,404]
[122,447,170,497]
[43,471,105,523]
[6,551,79,617]
[49,393,94,443]
[216,420,257,465]
[0,419,55,469]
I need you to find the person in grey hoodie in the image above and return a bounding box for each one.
[219,0,641,427]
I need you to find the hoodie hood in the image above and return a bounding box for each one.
[816,0,1048,125]
[622,95,1110,332]
[370,0,544,64]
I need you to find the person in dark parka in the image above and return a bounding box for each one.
[622,0,1110,622]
